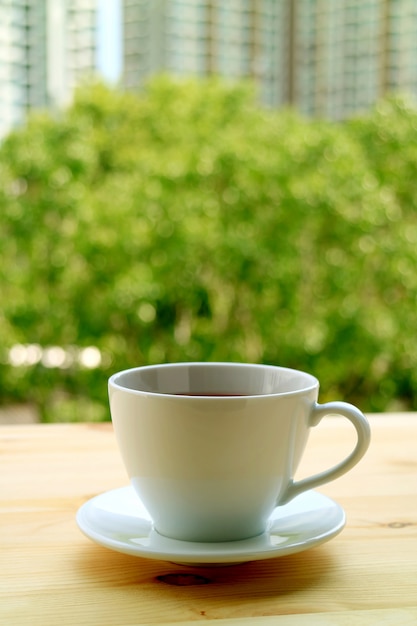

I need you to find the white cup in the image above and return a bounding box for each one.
[109,362,370,543]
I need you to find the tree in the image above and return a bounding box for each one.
[1,78,417,420]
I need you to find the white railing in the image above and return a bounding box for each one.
[7,344,105,370]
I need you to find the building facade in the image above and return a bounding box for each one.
[3,0,417,139]
[122,0,292,106]
[0,0,97,139]
[122,0,417,119]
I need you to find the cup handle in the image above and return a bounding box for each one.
[280,401,371,505]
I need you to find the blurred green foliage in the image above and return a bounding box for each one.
[1,77,417,421]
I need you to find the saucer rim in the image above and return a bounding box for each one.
[76,487,346,565]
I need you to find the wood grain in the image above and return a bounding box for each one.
[1,415,417,626]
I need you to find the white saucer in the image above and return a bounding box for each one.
[76,487,345,566]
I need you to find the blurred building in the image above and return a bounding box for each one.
[123,0,292,107]
[122,0,417,119]
[0,0,97,139]
[2,0,417,138]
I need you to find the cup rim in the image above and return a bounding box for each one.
[108,362,319,398]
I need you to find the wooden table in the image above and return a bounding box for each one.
[1,414,417,625]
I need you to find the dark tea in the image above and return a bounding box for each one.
[174,392,247,397]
